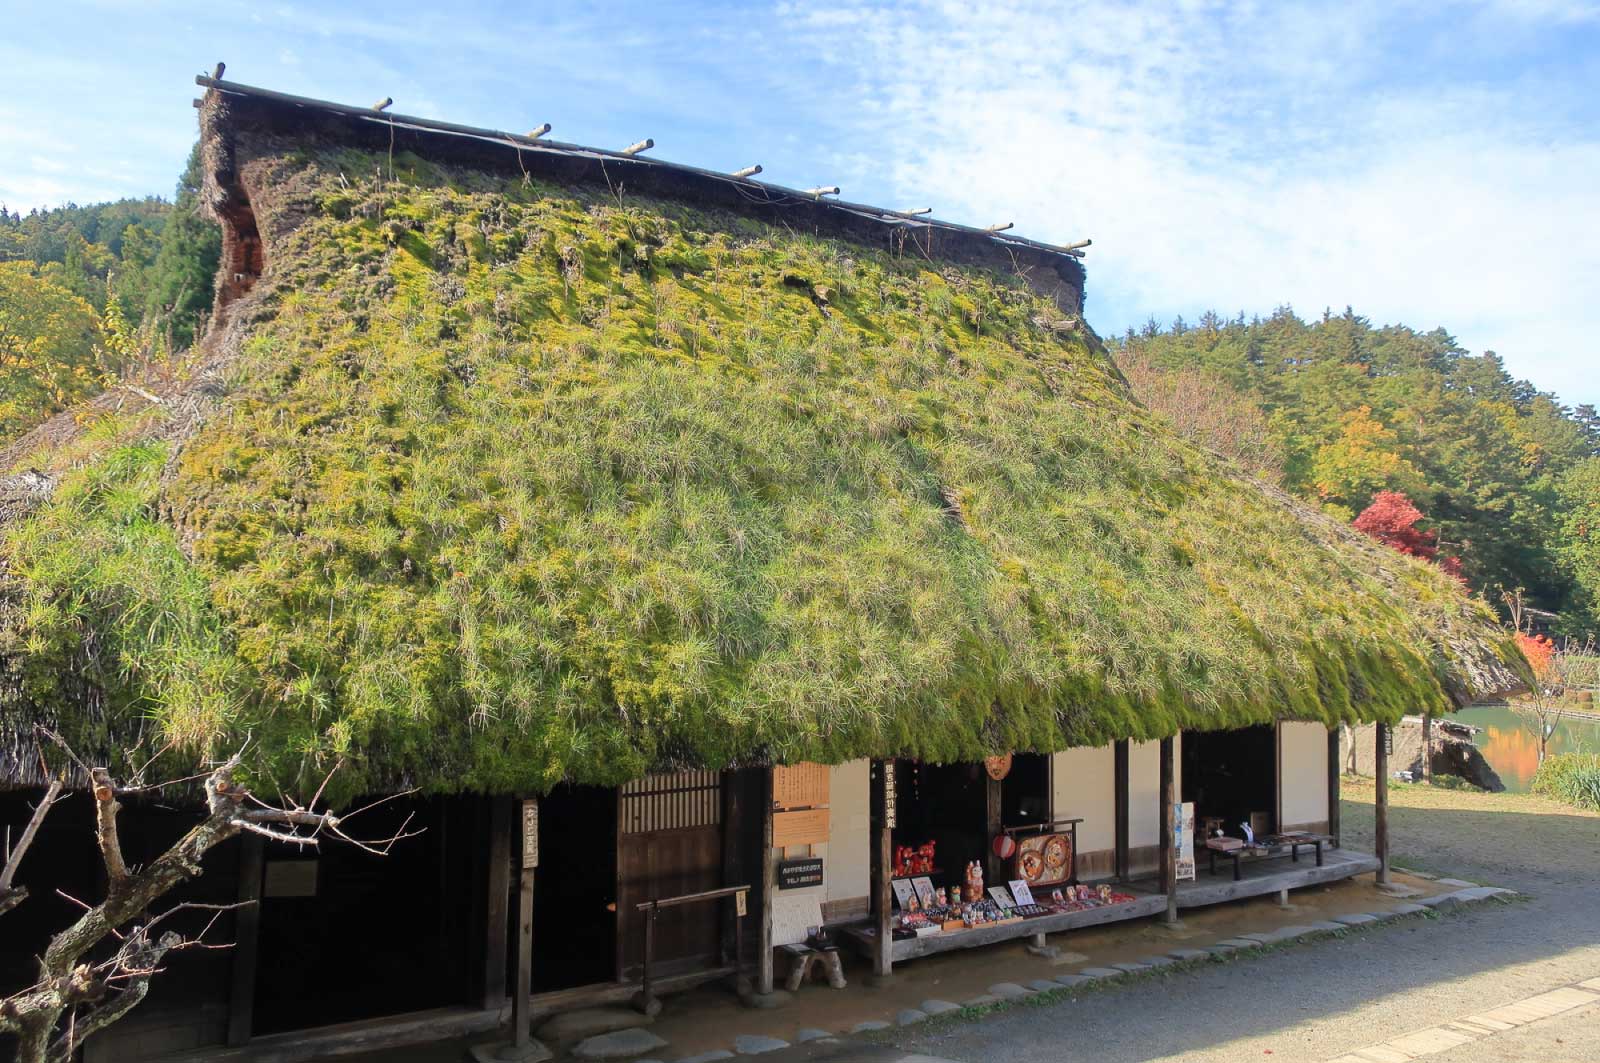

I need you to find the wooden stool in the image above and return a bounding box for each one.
[780,944,847,991]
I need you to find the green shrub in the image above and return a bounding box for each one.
[1531,753,1600,811]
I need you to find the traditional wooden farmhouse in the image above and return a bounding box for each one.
[0,75,1524,1062]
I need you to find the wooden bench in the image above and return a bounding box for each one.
[1204,834,1330,881]
[779,943,846,991]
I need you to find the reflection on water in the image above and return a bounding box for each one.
[1448,703,1600,792]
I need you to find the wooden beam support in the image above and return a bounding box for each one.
[1375,724,1390,884]
[984,773,1003,886]
[1113,739,1130,881]
[869,759,894,982]
[1421,712,1433,782]
[226,834,263,1047]
[757,767,775,996]
[721,772,744,969]
[1159,736,1178,924]
[481,796,511,1008]
[1327,727,1341,848]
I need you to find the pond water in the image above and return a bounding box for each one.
[1446,702,1600,792]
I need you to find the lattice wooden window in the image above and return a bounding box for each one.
[620,771,722,833]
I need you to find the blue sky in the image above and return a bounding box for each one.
[2,0,1596,406]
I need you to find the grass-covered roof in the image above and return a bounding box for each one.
[0,87,1524,796]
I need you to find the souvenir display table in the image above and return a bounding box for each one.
[845,882,1165,963]
[1203,831,1332,881]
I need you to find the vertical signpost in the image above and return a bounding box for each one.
[512,800,537,1055]
[1175,801,1195,882]
[870,759,896,982]
[473,799,548,1063]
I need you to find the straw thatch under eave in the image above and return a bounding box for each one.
[0,81,1524,797]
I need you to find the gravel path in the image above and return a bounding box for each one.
[863,783,1600,1063]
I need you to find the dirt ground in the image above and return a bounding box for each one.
[344,781,1600,1061]
[886,780,1600,1063]
[1339,777,1600,889]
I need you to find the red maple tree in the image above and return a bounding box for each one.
[1353,490,1465,579]
[1516,631,1556,682]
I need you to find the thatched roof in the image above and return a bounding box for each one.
[0,80,1524,796]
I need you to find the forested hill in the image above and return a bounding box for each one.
[0,148,219,442]
[1114,309,1600,635]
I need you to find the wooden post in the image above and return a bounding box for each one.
[1159,736,1178,924]
[1113,739,1130,881]
[720,773,743,969]
[1375,724,1390,884]
[1421,712,1433,783]
[1273,721,1283,833]
[226,834,263,1047]
[511,800,536,1049]
[640,903,658,1014]
[869,759,894,982]
[1327,728,1341,847]
[984,773,1003,886]
[481,796,511,1009]
[757,767,775,997]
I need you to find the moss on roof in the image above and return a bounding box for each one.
[0,140,1523,796]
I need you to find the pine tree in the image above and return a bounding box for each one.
[145,145,220,350]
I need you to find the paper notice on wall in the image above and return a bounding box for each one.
[1176,801,1196,881]
[771,892,824,946]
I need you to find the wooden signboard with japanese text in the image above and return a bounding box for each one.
[773,763,829,811]
[772,807,831,847]
[521,799,539,869]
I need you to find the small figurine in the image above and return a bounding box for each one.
[964,859,984,903]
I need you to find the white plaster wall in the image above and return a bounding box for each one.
[768,759,871,943]
[1051,744,1115,852]
[825,759,870,905]
[1280,722,1330,827]
[1130,736,1181,848]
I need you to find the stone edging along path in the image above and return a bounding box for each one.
[603,883,1521,1063]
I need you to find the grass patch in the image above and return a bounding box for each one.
[1531,753,1600,811]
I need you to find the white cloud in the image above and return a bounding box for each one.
[773,0,1600,406]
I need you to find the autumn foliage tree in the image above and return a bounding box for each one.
[1515,631,1566,765]
[1353,490,1464,579]
[1353,490,1465,779]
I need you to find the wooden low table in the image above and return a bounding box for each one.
[1205,835,1330,881]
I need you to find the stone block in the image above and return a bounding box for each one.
[733,1034,789,1055]
[572,1028,669,1061]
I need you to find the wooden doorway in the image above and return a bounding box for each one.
[617,771,724,980]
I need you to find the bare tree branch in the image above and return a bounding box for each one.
[1,779,62,917]
[90,769,130,886]
[1,738,416,1062]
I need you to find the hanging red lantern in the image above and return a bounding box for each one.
[992,833,1017,860]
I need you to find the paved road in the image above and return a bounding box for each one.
[768,787,1600,1063]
